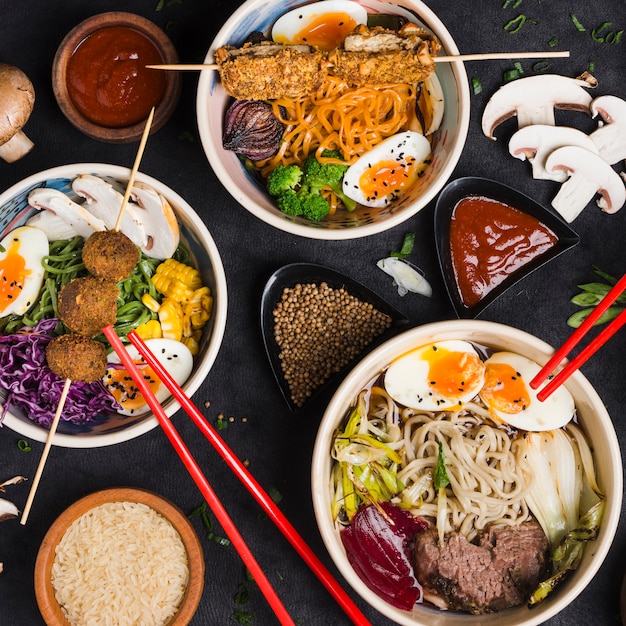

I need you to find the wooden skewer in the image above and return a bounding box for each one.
[20,109,156,525]
[146,50,569,72]
[20,378,72,525]
[113,106,155,232]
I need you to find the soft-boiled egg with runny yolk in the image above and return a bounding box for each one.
[384,340,486,411]
[271,0,368,51]
[104,338,193,416]
[0,226,49,318]
[342,131,432,208]
[479,351,574,431]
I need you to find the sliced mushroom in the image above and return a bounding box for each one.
[482,74,595,140]
[0,498,18,523]
[26,210,79,241]
[28,188,106,239]
[0,64,35,163]
[130,182,180,260]
[545,145,626,222]
[589,95,626,165]
[71,174,148,248]
[508,125,599,182]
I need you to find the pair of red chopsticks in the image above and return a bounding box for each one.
[530,273,626,400]
[102,326,371,626]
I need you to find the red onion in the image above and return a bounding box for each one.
[222,100,283,161]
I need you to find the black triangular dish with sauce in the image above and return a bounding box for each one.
[434,177,580,319]
[261,263,409,411]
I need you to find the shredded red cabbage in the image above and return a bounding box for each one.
[0,318,119,427]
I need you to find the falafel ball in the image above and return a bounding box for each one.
[45,334,108,382]
[58,276,119,336]
[82,230,140,282]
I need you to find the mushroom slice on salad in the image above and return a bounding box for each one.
[130,182,180,260]
[589,95,626,165]
[508,124,600,182]
[545,145,626,222]
[481,74,595,140]
[28,188,106,239]
[72,174,148,248]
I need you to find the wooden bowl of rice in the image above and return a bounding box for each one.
[34,488,204,626]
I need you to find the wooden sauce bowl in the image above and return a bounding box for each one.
[34,487,204,626]
[52,12,181,143]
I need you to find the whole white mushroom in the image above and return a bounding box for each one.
[0,63,35,163]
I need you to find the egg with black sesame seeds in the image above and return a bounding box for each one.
[0,225,48,318]
[342,131,432,208]
[271,0,367,51]
[384,340,485,411]
[104,338,193,416]
[479,351,575,431]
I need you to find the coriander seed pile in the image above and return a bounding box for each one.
[273,281,392,407]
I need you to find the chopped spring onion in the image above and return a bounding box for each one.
[532,61,550,72]
[17,439,31,452]
[434,442,450,546]
[504,14,537,34]
[504,67,522,82]
[471,77,483,95]
[548,36,558,47]
[570,14,586,32]
[391,232,415,259]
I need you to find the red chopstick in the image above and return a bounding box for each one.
[103,326,296,626]
[126,330,372,626]
[530,273,626,401]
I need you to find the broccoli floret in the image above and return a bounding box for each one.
[300,194,331,221]
[301,150,357,211]
[266,164,302,197]
[266,150,354,221]
[275,189,303,217]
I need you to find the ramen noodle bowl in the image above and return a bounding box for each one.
[197,0,470,239]
[311,320,622,626]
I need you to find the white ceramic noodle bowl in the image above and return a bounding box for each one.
[197,0,470,239]
[0,163,227,448]
[312,320,622,626]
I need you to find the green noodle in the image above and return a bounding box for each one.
[0,236,192,339]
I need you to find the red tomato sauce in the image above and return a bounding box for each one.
[449,196,558,308]
[66,26,166,128]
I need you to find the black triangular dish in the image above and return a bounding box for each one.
[434,177,580,319]
[260,263,409,411]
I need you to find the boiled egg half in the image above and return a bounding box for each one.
[384,340,486,411]
[104,338,193,416]
[342,131,431,208]
[478,351,575,431]
[0,225,49,318]
[271,0,368,51]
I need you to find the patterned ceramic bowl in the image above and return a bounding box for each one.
[196,0,470,239]
[0,164,227,448]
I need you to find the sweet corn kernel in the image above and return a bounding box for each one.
[158,298,184,341]
[141,293,161,313]
[135,319,163,340]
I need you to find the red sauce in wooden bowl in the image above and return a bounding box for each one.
[66,25,166,128]
[450,196,558,308]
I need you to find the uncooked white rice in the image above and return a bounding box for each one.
[51,501,189,626]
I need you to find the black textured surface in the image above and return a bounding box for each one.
[1,2,625,625]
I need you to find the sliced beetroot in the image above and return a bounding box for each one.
[340,501,428,611]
